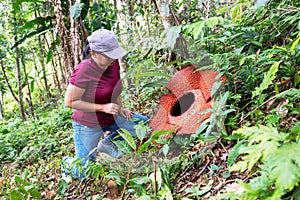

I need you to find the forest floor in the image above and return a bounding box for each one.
[35,138,247,199]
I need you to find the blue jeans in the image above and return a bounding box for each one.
[62,113,149,179]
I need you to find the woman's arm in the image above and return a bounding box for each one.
[64,84,120,115]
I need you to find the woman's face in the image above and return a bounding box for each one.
[91,51,115,68]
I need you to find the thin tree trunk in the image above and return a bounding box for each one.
[38,36,52,99]
[154,0,189,63]
[154,0,173,30]
[43,34,62,94]
[21,54,36,119]
[0,89,4,119]
[31,51,45,103]
[0,60,19,103]
[14,34,26,120]
[204,0,211,19]
[50,30,67,86]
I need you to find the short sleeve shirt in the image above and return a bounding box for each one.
[69,58,122,127]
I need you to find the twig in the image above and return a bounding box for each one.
[153,156,157,200]
[277,7,300,12]
[238,88,296,124]
[218,140,228,154]
[196,160,210,177]
[276,70,300,86]
[120,173,130,199]
[120,156,136,199]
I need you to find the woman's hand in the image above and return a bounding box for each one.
[102,103,120,115]
[119,108,132,120]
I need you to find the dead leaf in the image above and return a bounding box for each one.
[224,182,242,192]
[276,97,289,116]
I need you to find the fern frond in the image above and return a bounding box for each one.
[233,125,286,145]
[230,125,286,172]
[252,61,279,98]
[265,143,300,192]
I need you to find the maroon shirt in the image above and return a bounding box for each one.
[70,57,122,127]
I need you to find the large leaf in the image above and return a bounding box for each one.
[135,124,147,141]
[129,176,151,185]
[18,16,54,33]
[70,3,84,19]
[114,140,133,155]
[117,128,136,150]
[12,26,52,49]
[255,0,269,10]
[166,26,181,49]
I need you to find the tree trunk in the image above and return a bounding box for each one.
[50,29,67,86]
[51,0,74,82]
[0,89,4,119]
[204,0,211,19]
[21,54,36,119]
[154,0,174,30]
[0,60,19,103]
[43,34,62,95]
[14,34,26,120]
[154,0,189,63]
[38,36,52,99]
[69,0,83,68]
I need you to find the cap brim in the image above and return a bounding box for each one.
[103,46,127,59]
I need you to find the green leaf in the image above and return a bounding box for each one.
[186,20,204,39]
[14,175,23,184]
[252,62,279,98]
[205,17,223,28]
[136,72,172,79]
[255,0,269,10]
[291,34,300,53]
[167,26,181,49]
[28,188,41,200]
[70,3,84,18]
[135,124,147,141]
[230,125,286,172]
[129,176,151,185]
[138,130,172,154]
[57,179,68,195]
[267,143,300,192]
[160,184,173,200]
[227,141,246,166]
[9,190,23,200]
[114,140,133,155]
[233,125,286,145]
[230,3,243,22]
[106,172,124,185]
[150,169,162,189]
[117,128,136,150]
[250,41,262,47]
[138,195,151,200]
[141,80,168,90]
[185,185,212,197]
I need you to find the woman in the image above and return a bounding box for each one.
[63,29,149,177]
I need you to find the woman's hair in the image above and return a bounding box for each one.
[82,41,91,60]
